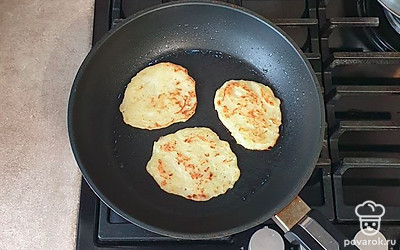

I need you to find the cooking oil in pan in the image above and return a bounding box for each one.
[112,49,277,202]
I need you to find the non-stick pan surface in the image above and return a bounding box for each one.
[68,1,324,239]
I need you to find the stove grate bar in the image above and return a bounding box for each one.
[272,18,318,26]
[327,85,400,104]
[301,159,335,221]
[333,157,400,222]
[329,121,400,162]
[324,51,400,70]
[111,0,121,27]
[321,17,379,38]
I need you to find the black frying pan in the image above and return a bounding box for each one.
[68,2,355,249]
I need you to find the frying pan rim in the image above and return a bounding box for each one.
[68,0,325,239]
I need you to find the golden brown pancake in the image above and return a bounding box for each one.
[146,127,240,201]
[214,80,282,150]
[119,62,197,130]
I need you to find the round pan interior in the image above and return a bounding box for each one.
[68,1,324,239]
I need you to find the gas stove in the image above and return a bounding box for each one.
[76,0,400,249]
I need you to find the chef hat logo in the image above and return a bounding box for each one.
[355,200,385,219]
[355,200,385,236]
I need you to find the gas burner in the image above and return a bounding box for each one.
[377,0,400,18]
[384,8,400,35]
[358,0,400,51]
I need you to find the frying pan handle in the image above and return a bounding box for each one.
[286,210,358,250]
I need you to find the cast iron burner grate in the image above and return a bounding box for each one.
[76,0,400,249]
